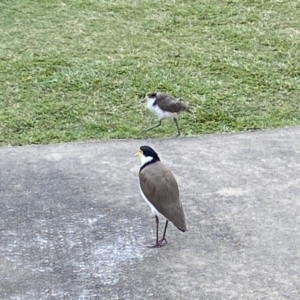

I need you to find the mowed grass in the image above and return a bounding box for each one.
[0,0,300,146]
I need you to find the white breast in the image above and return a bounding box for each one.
[146,98,178,120]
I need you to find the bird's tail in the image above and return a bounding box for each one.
[186,107,192,113]
[178,99,192,113]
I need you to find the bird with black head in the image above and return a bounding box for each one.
[135,145,187,248]
[142,92,191,137]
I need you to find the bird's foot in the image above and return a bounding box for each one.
[148,237,167,248]
[158,237,167,245]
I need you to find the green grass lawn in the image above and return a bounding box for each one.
[0,0,299,146]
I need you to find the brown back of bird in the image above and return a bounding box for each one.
[154,93,191,114]
[139,162,187,232]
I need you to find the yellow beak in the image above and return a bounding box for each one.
[134,149,143,158]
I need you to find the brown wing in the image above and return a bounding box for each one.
[155,93,191,113]
[139,162,187,231]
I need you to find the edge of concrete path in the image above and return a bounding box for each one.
[1,125,299,150]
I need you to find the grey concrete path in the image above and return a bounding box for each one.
[1,128,300,300]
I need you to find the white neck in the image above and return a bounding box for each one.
[146,97,156,108]
[141,155,153,167]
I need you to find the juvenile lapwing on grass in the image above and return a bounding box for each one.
[142,92,191,137]
[135,145,187,248]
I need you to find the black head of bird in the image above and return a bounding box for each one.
[135,145,187,248]
[142,92,191,137]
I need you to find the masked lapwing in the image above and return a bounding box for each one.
[142,92,191,137]
[135,145,187,248]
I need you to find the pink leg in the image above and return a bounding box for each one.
[158,220,168,246]
[148,218,168,248]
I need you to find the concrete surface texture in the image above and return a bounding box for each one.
[0,128,300,299]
